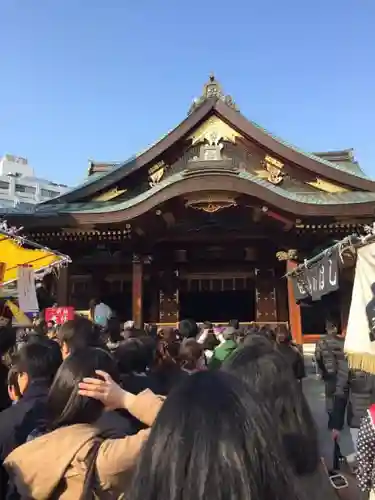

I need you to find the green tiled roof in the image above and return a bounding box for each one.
[248,119,370,180]
[329,160,368,178]
[31,170,375,217]
[37,94,374,212]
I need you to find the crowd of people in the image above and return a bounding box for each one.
[0,312,370,499]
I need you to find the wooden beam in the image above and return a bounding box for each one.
[132,255,143,328]
[57,266,69,306]
[286,260,303,345]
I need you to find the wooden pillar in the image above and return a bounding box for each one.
[159,268,179,324]
[255,268,277,325]
[132,255,143,329]
[275,270,289,322]
[286,260,303,345]
[56,266,69,306]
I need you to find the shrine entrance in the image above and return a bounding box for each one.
[179,274,256,322]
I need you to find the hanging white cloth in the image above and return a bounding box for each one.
[17,266,39,315]
[345,242,375,373]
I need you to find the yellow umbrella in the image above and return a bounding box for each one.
[0,233,64,284]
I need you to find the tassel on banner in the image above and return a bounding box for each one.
[346,352,375,376]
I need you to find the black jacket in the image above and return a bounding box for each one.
[277,343,306,381]
[315,334,344,379]
[0,380,50,499]
[118,372,165,432]
[0,361,11,412]
[330,355,375,430]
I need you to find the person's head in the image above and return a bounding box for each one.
[242,333,275,353]
[0,326,17,366]
[179,339,204,371]
[223,338,319,475]
[275,324,292,345]
[245,324,259,336]
[89,298,97,306]
[7,365,21,402]
[228,319,239,330]
[33,320,48,337]
[326,319,338,336]
[114,338,152,374]
[258,325,277,344]
[47,347,118,430]
[157,326,177,343]
[222,326,237,342]
[11,338,62,395]
[57,315,102,359]
[144,323,158,339]
[155,337,180,370]
[202,332,219,352]
[138,336,157,368]
[123,320,135,331]
[179,319,198,339]
[105,317,122,344]
[202,321,213,333]
[0,300,12,328]
[128,370,303,500]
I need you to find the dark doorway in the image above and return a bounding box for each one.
[300,291,341,336]
[179,290,255,322]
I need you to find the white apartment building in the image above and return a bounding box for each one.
[0,154,69,213]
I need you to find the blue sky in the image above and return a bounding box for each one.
[1,0,375,186]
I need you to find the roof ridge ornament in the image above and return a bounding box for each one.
[188,74,239,115]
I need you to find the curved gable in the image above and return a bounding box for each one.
[42,76,375,208]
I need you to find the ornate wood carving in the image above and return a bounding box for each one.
[188,74,239,115]
[307,177,350,193]
[188,116,243,146]
[148,160,167,187]
[260,155,285,185]
[191,143,223,162]
[184,192,237,214]
[276,249,298,261]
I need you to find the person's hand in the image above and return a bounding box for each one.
[331,429,340,441]
[78,370,126,410]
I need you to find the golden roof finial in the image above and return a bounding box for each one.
[188,74,239,115]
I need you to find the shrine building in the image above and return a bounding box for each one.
[7,76,375,344]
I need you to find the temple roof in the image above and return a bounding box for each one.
[5,76,375,223]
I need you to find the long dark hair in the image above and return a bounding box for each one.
[128,371,303,500]
[47,347,118,430]
[223,335,319,475]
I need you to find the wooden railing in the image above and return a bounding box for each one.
[153,321,289,329]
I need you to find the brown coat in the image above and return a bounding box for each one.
[4,390,163,500]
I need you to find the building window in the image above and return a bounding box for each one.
[17,202,34,212]
[41,188,58,198]
[0,181,9,190]
[15,184,36,195]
